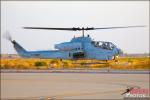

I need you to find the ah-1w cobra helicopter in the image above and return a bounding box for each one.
[6,25,145,61]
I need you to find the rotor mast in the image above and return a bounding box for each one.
[82,27,85,37]
[82,30,84,37]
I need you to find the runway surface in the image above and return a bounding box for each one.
[1,72,149,99]
[1,69,150,74]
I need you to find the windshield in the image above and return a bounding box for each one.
[91,41,116,50]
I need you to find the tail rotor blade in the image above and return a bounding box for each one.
[3,31,12,42]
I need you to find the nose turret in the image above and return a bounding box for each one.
[117,48,123,55]
[112,47,123,56]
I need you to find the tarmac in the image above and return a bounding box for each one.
[1,71,149,99]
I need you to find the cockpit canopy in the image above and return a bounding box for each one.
[91,41,116,50]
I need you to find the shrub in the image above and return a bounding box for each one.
[34,61,47,66]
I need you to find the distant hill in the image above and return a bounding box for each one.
[1,54,20,59]
[120,53,149,57]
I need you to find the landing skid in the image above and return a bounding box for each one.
[71,59,109,65]
[72,62,109,65]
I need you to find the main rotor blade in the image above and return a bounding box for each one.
[23,27,80,31]
[93,25,146,30]
[23,25,146,31]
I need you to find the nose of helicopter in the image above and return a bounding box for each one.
[117,48,123,55]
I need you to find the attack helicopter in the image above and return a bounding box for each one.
[6,25,145,61]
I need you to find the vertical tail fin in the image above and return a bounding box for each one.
[11,40,28,57]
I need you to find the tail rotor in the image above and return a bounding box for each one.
[3,31,17,46]
[3,31,13,42]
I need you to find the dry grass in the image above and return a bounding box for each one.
[1,57,150,70]
[110,57,150,70]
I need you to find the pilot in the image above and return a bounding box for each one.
[106,43,111,50]
[96,42,99,47]
[102,43,107,49]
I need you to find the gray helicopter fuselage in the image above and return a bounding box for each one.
[12,35,122,60]
[10,25,145,60]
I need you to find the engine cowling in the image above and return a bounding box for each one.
[55,42,82,51]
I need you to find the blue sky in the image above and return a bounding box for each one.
[1,1,149,54]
